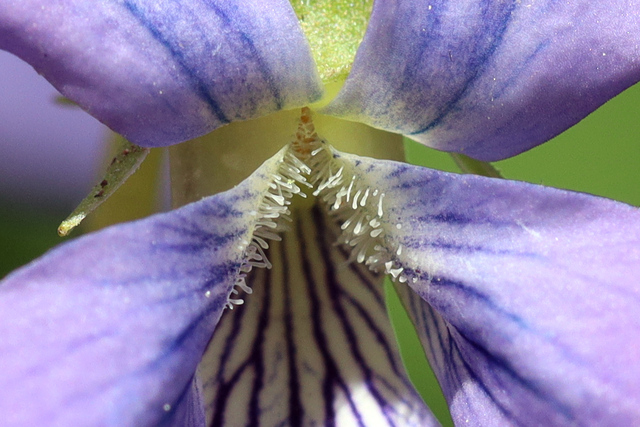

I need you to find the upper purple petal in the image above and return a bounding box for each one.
[0,0,322,147]
[338,153,640,424]
[325,0,640,160]
[0,179,263,426]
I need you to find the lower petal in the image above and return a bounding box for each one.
[0,165,270,425]
[162,375,207,427]
[197,204,436,426]
[395,283,527,426]
[349,158,640,424]
[256,119,640,424]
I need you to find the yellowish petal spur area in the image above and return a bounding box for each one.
[289,0,374,83]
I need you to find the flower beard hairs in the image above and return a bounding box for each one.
[226,107,411,309]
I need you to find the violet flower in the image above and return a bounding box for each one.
[1,1,640,426]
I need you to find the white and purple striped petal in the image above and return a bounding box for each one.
[198,205,436,426]
[0,0,322,147]
[325,0,640,160]
[342,155,640,424]
[0,172,269,426]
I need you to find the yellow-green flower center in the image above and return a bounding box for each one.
[289,0,374,84]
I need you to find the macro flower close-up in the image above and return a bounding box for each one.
[1,0,640,426]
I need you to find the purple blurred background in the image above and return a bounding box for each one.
[0,50,108,212]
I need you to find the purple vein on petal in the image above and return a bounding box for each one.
[342,154,640,425]
[281,233,304,425]
[198,204,435,426]
[121,0,230,124]
[325,0,640,160]
[0,0,322,147]
[309,207,419,421]
[0,176,268,425]
[402,2,518,136]
[397,284,531,424]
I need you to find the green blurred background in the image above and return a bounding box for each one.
[404,82,640,206]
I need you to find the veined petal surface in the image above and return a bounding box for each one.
[325,0,640,160]
[0,169,271,426]
[0,0,322,147]
[198,205,436,426]
[337,153,640,424]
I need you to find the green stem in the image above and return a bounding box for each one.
[58,138,149,236]
[450,153,503,178]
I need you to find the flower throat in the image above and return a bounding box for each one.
[227,108,409,308]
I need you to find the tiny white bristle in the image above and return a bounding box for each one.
[253,236,270,249]
[360,188,370,206]
[268,193,286,206]
[389,267,403,279]
[257,220,278,229]
[254,228,281,241]
[341,216,355,230]
[352,189,362,209]
[370,228,383,238]
[346,177,355,202]
[236,279,253,294]
[227,298,244,307]
[385,261,393,272]
[348,233,368,247]
[377,193,385,217]
[332,194,343,210]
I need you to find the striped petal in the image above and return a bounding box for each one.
[0,0,322,147]
[338,155,640,424]
[197,204,436,426]
[393,284,508,426]
[325,0,640,160]
[168,376,207,427]
[0,155,288,425]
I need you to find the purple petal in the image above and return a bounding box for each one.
[394,284,511,426]
[0,0,322,147]
[340,154,640,424]
[0,179,263,425]
[325,0,640,160]
[163,376,206,427]
[197,205,436,426]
